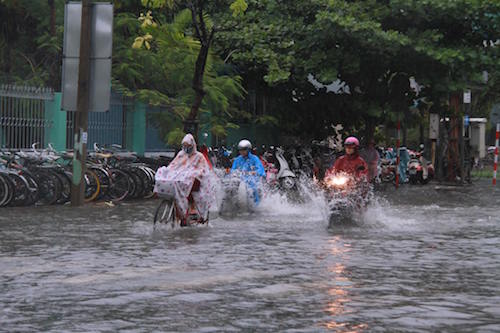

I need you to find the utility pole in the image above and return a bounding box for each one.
[71,0,91,206]
[463,90,471,183]
[395,117,401,189]
[448,93,462,183]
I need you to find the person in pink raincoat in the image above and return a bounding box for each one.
[154,134,214,225]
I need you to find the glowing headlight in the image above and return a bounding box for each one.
[326,175,349,187]
[332,176,348,186]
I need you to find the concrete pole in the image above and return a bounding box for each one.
[493,123,499,186]
[71,0,91,206]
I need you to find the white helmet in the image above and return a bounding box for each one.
[238,139,252,150]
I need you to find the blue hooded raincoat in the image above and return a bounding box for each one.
[231,152,266,204]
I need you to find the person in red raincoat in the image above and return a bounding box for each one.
[326,136,368,180]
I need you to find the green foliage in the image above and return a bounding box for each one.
[166,127,185,146]
[230,0,248,17]
[1,0,498,146]
[0,0,64,87]
[113,4,246,143]
[215,0,500,140]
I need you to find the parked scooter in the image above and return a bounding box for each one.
[288,146,315,178]
[379,158,397,183]
[275,147,297,192]
[408,152,434,184]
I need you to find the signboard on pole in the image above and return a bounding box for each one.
[61,2,113,112]
[463,90,471,104]
[490,104,500,126]
[429,113,439,140]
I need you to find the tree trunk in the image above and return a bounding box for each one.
[48,0,59,89]
[48,0,56,36]
[364,116,375,143]
[402,109,408,147]
[183,1,214,140]
[419,117,425,145]
[183,43,210,138]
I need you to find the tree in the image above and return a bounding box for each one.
[0,0,64,87]
[132,0,248,137]
[112,2,246,144]
[215,0,500,143]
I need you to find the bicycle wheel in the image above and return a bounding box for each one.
[91,167,111,200]
[154,199,176,228]
[139,166,156,199]
[54,170,71,204]
[84,170,101,203]
[107,169,130,202]
[131,166,151,198]
[120,169,138,200]
[0,173,12,207]
[35,171,61,205]
[128,168,145,199]
[20,171,40,206]
[8,173,31,206]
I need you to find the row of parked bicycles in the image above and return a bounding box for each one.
[0,143,174,207]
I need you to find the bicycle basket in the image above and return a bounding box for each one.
[154,179,176,200]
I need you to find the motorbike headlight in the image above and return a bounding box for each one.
[326,175,349,187]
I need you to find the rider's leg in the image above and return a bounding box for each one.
[253,187,261,205]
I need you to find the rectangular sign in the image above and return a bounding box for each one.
[429,113,439,140]
[463,90,471,104]
[490,104,500,125]
[61,2,113,112]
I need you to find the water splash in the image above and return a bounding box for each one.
[258,176,328,219]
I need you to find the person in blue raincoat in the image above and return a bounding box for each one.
[231,139,266,204]
[398,146,410,183]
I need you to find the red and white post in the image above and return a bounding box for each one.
[396,119,401,189]
[493,123,500,185]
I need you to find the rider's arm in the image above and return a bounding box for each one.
[326,158,341,177]
[253,156,266,177]
[357,159,369,180]
[231,157,240,172]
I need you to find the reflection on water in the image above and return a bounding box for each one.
[0,182,500,331]
[323,237,364,332]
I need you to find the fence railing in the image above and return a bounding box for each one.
[66,93,133,150]
[0,85,54,149]
[0,84,169,154]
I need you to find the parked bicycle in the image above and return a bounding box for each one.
[0,143,172,207]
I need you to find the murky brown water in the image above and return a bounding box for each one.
[0,181,499,332]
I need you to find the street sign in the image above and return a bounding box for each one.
[490,104,500,125]
[464,115,470,127]
[61,2,113,112]
[429,113,439,140]
[463,90,471,104]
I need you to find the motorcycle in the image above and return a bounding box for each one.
[379,158,397,183]
[275,147,297,192]
[219,170,263,214]
[288,146,315,178]
[323,167,370,226]
[262,147,297,194]
[212,146,233,169]
[408,152,434,184]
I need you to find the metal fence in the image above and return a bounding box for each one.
[0,85,54,149]
[145,106,169,151]
[66,93,133,150]
[1,84,171,153]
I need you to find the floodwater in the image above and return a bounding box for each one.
[0,181,499,332]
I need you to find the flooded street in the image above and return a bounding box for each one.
[1,182,499,332]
